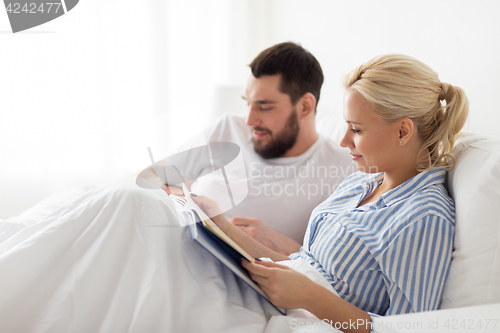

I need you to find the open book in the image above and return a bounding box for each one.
[169,186,253,263]
[170,184,285,315]
[145,148,284,315]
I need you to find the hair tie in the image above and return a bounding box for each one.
[439,82,452,101]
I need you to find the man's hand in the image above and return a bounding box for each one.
[164,180,192,196]
[136,165,191,196]
[230,217,302,255]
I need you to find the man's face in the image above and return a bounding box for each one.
[243,74,300,159]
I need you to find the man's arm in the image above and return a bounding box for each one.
[138,160,303,256]
[230,217,302,255]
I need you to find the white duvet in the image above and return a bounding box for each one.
[0,178,339,333]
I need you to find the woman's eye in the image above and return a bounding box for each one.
[350,129,360,134]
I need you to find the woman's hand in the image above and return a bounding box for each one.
[243,259,372,333]
[190,193,231,234]
[242,259,320,309]
[191,194,290,262]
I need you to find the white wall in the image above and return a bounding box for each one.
[0,0,263,218]
[0,0,167,217]
[265,0,500,137]
[1,0,499,218]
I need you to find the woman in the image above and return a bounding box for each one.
[192,54,469,332]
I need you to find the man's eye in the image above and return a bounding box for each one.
[260,107,271,111]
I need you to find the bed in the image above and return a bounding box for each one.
[1,119,499,332]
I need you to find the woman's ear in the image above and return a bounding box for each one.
[398,118,414,145]
[298,92,316,119]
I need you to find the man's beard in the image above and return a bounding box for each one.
[252,108,300,159]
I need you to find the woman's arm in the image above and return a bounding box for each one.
[230,217,302,255]
[379,215,454,314]
[242,260,371,333]
[191,194,290,262]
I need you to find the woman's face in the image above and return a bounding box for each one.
[340,89,401,173]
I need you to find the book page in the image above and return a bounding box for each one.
[177,183,254,263]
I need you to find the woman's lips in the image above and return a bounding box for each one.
[350,153,362,161]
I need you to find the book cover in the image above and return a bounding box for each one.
[187,215,286,316]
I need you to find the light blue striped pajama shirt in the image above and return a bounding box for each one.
[290,168,454,316]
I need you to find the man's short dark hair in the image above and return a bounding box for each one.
[249,42,324,111]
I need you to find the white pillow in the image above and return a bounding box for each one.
[440,132,500,309]
[315,105,346,144]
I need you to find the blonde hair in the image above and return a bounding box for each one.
[343,54,469,171]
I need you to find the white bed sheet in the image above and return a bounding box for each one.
[0,178,272,332]
[0,177,347,333]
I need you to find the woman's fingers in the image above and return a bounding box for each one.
[246,270,269,286]
[231,217,262,227]
[190,193,222,218]
[255,260,290,269]
[242,259,290,278]
[190,193,231,232]
[242,259,314,309]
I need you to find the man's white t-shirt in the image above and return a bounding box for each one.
[170,115,355,244]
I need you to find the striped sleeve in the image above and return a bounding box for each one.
[378,215,454,315]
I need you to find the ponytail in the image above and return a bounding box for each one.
[421,83,469,171]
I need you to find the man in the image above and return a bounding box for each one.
[140,42,354,255]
